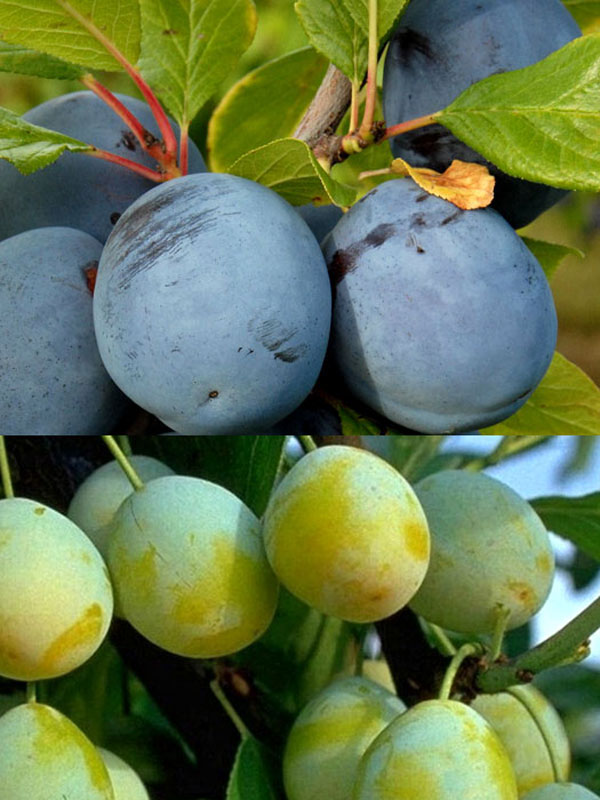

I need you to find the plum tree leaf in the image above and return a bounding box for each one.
[342,0,410,41]
[229,138,356,207]
[0,0,140,71]
[208,47,328,173]
[562,0,600,31]
[521,236,585,281]
[530,492,600,561]
[438,35,600,192]
[226,736,280,800]
[295,0,367,81]
[0,106,91,174]
[0,40,84,78]
[137,0,257,126]
[481,352,600,434]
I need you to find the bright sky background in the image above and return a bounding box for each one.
[442,436,600,667]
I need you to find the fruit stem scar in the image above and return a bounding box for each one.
[0,437,14,499]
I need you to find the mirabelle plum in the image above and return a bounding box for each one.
[68,456,174,558]
[283,676,406,800]
[262,445,430,622]
[98,748,150,800]
[0,702,114,799]
[106,475,279,657]
[0,497,113,681]
[471,685,570,795]
[410,470,554,633]
[522,784,600,799]
[353,699,519,799]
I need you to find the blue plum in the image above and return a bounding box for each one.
[297,204,344,244]
[321,178,557,433]
[0,91,206,244]
[0,227,128,433]
[93,173,332,433]
[383,0,581,229]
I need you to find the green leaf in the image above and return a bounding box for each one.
[0,40,85,78]
[338,404,383,434]
[530,492,600,561]
[0,0,140,71]
[229,138,356,207]
[226,736,281,800]
[521,236,585,281]
[208,47,328,173]
[563,0,600,30]
[363,436,446,482]
[295,0,367,81]
[438,35,600,192]
[0,106,91,174]
[138,0,257,127]
[133,436,285,518]
[481,352,600,434]
[343,0,410,41]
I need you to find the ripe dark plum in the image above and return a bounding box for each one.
[0,91,206,244]
[297,203,344,244]
[0,227,128,433]
[321,179,557,433]
[93,173,332,433]
[383,0,581,228]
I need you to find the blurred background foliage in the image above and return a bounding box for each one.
[1,0,598,387]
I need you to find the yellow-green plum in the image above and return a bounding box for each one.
[353,699,519,800]
[106,475,279,657]
[0,498,113,681]
[284,676,406,800]
[0,702,115,800]
[522,785,600,799]
[98,748,150,800]
[472,685,570,795]
[409,471,554,633]
[67,456,175,559]
[262,445,430,622]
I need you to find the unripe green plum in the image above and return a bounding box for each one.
[0,702,115,799]
[67,456,175,559]
[409,471,554,633]
[284,676,406,800]
[0,498,113,681]
[522,784,600,799]
[98,748,150,800]
[353,699,519,799]
[471,685,570,795]
[262,445,430,622]
[107,475,279,657]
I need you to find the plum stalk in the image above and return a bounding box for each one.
[101,436,144,492]
[0,436,14,499]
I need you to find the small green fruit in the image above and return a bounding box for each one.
[262,445,430,622]
[0,702,114,799]
[283,676,406,800]
[107,475,279,657]
[0,497,113,681]
[98,748,150,800]
[522,784,600,799]
[471,684,570,795]
[353,699,519,799]
[410,470,554,633]
[68,456,174,558]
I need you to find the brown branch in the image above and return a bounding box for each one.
[293,64,352,149]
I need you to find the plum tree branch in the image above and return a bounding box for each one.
[476,594,600,693]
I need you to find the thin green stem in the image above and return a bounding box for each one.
[427,623,457,657]
[349,79,360,133]
[0,437,14,499]
[464,436,551,472]
[101,436,144,491]
[477,594,600,693]
[489,604,512,662]
[359,0,379,135]
[439,643,483,701]
[211,679,249,739]
[26,682,37,703]
[298,436,318,453]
